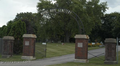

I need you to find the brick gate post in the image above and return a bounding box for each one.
[74,34,89,63]
[104,38,117,64]
[21,34,37,60]
[2,36,14,58]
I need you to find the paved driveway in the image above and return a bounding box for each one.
[0,46,119,66]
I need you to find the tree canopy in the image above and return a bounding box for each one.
[36,0,108,42]
[90,12,120,42]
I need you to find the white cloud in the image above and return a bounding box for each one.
[0,0,39,27]
[100,0,120,13]
[106,5,120,13]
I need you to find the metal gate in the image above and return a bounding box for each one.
[35,42,47,59]
[0,38,3,54]
[88,38,119,63]
[88,48,105,61]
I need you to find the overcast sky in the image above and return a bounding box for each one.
[0,0,120,27]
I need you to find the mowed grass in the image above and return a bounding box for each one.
[0,43,103,61]
[35,43,103,58]
[49,52,120,66]
[45,43,102,58]
[46,43,75,58]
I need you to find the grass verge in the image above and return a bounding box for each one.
[0,54,25,62]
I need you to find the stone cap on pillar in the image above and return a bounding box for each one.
[3,36,14,40]
[74,34,89,39]
[23,34,37,38]
[105,38,116,43]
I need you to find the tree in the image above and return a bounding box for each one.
[8,20,26,54]
[110,13,120,37]
[14,12,37,34]
[37,0,108,42]
[37,0,55,42]
[101,12,120,38]
[0,25,7,38]
[0,27,2,38]
[90,12,120,42]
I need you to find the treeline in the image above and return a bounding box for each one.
[0,0,120,50]
[90,12,120,42]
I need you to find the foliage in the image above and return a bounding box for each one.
[0,25,8,38]
[90,12,120,42]
[102,12,120,37]
[36,0,108,42]
[8,20,26,39]
[88,42,102,47]
[14,12,38,34]
[0,27,1,37]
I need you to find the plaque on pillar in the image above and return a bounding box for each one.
[78,43,83,47]
[25,41,29,46]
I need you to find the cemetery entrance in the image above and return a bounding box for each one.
[38,8,86,58]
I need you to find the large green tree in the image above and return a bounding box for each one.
[37,0,55,42]
[90,12,120,42]
[0,25,7,38]
[37,0,108,42]
[101,12,120,38]
[14,12,37,34]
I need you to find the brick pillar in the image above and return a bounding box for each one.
[2,36,14,58]
[104,38,117,64]
[21,34,37,60]
[74,35,89,63]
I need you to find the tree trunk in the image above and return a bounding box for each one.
[64,32,70,43]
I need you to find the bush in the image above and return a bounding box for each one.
[88,43,92,47]
[88,42,102,47]
[13,39,23,54]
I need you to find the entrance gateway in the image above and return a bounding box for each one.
[41,8,118,63]
[40,8,89,62]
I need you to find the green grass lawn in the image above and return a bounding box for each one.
[46,43,75,58]
[45,43,102,58]
[0,42,103,61]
